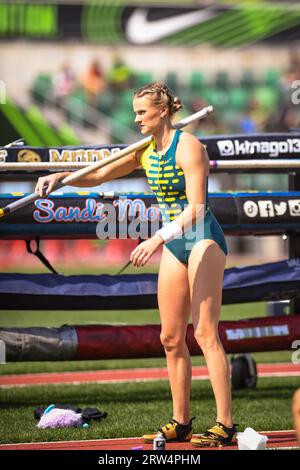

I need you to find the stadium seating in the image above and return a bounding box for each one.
[29,67,293,143]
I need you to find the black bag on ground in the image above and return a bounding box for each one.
[34,404,107,422]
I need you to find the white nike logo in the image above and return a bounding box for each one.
[125,8,216,45]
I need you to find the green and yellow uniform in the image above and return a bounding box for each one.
[140,129,227,263]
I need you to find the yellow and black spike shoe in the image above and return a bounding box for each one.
[142,417,195,443]
[191,422,238,447]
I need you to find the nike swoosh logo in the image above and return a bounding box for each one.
[125,8,216,45]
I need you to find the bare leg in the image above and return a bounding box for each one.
[292,388,300,444]
[188,240,232,427]
[158,247,191,424]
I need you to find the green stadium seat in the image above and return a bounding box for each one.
[198,88,215,104]
[264,68,280,87]
[134,71,153,87]
[111,109,134,143]
[165,72,179,93]
[96,91,115,116]
[240,70,257,89]
[120,89,135,109]
[31,74,53,104]
[228,88,248,111]
[65,89,88,125]
[178,89,193,108]
[211,89,228,110]
[254,85,279,111]
[200,88,228,110]
[189,71,205,92]
[215,71,230,90]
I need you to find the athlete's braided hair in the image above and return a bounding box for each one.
[134,81,182,116]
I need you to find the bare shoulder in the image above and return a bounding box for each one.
[177,131,209,167]
[179,131,202,146]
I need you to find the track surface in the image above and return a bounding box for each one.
[1,362,299,388]
[0,431,297,450]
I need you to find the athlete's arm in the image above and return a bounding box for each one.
[88,151,140,184]
[35,152,140,196]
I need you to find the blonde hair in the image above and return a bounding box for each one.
[134,81,182,116]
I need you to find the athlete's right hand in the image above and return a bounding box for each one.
[35,173,64,197]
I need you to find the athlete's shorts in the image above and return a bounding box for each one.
[165,208,227,264]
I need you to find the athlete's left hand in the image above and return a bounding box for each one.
[130,235,164,267]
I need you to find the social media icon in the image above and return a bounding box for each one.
[257,201,275,217]
[243,201,258,218]
[288,200,300,216]
[217,140,235,156]
[274,202,287,216]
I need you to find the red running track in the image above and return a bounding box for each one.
[0,362,299,388]
[0,431,298,451]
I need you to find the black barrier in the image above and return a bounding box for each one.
[0,191,300,239]
[1,133,300,179]
[289,173,300,314]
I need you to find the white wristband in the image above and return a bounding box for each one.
[156,220,183,243]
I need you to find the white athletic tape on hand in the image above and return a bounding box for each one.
[156,220,183,243]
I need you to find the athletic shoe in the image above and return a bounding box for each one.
[142,417,195,443]
[191,422,238,447]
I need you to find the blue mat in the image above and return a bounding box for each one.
[1,259,300,309]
